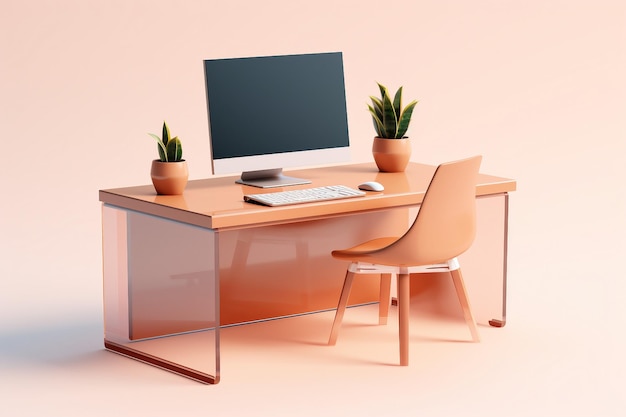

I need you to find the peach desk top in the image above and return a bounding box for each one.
[99,162,516,230]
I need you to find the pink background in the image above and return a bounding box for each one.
[1,1,624,415]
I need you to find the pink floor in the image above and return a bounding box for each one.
[2,276,623,416]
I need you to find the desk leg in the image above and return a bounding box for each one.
[461,193,509,327]
[101,204,220,384]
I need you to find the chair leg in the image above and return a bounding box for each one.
[328,269,356,345]
[450,268,480,342]
[397,273,410,366]
[378,273,392,325]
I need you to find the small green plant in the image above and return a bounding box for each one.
[368,83,418,139]
[148,121,183,162]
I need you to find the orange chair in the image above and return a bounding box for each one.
[328,155,482,365]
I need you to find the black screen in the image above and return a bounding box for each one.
[204,52,350,160]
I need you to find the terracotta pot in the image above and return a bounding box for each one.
[372,137,412,172]
[150,160,188,195]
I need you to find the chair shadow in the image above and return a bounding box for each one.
[221,308,478,368]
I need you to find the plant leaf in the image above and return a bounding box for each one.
[148,132,162,142]
[149,132,168,162]
[166,136,183,162]
[370,96,383,111]
[396,100,418,138]
[392,87,403,122]
[369,96,383,121]
[368,105,384,137]
[381,88,398,138]
[377,82,387,100]
[162,121,171,147]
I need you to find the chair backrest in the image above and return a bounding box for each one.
[379,155,482,266]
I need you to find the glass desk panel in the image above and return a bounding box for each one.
[102,204,220,384]
[218,209,410,325]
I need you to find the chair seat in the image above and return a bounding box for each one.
[331,237,398,260]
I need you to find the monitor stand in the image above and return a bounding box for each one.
[236,168,312,188]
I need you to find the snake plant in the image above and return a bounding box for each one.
[148,121,183,162]
[368,83,418,139]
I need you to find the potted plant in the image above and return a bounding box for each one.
[148,121,188,195]
[368,83,418,172]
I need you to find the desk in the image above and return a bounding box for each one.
[99,162,515,384]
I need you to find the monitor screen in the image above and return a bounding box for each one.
[203,52,351,187]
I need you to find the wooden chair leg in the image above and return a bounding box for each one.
[397,273,410,366]
[450,268,480,342]
[378,273,392,325]
[328,269,356,345]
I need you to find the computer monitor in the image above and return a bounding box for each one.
[203,52,351,188]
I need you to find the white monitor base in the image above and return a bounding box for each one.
[236,168,311,188]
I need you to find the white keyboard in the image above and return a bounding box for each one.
[244,185,366,207]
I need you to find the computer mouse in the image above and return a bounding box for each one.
[358,181,384,192]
